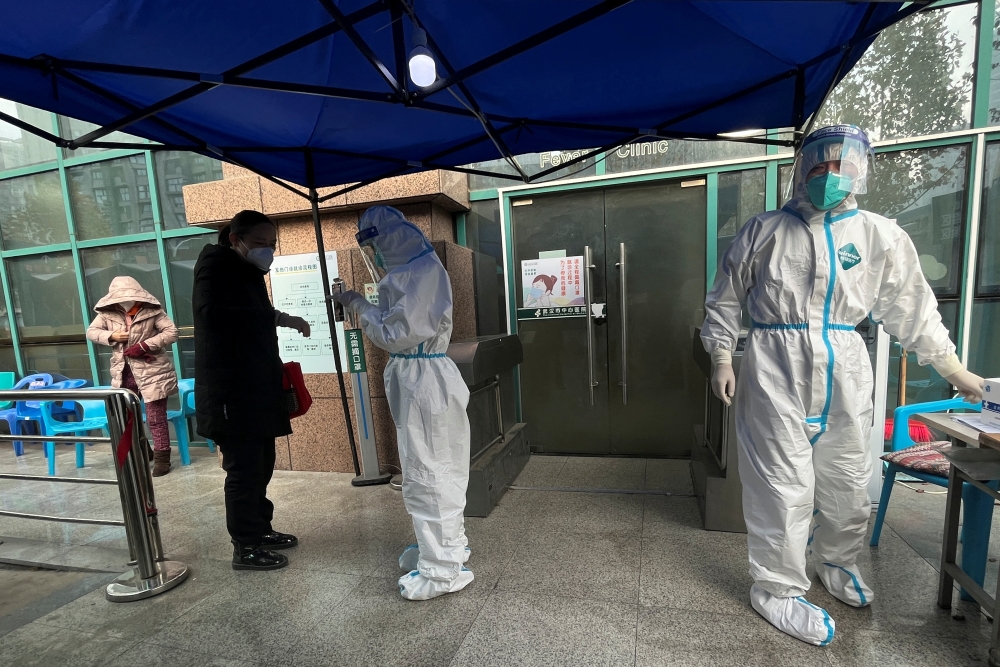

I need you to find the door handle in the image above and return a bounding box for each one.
[616,242,627,405]
[584,245,598,406]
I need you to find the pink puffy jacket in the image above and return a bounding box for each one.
[86,276,179,402]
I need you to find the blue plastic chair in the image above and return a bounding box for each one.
[870,397,990,600]
[5,374,54,454]
[38,398,110,476]
[166,378,196,465]
[184,388,215,454]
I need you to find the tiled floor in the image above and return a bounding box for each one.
[0,444,996,666]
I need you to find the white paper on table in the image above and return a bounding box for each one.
[952,415,1000,434]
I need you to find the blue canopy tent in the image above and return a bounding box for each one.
[0,0,916,475]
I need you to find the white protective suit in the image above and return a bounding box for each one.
[701,125,965,644]
[342,206,473,601]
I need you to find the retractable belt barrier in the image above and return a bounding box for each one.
[0,387,189,601]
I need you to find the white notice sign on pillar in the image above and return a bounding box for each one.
[271,251,348,373]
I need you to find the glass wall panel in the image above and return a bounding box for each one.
[68,156,154,240]
[22,343,92,382]
[970,299,1000,379]
[7,252,84,341]
[79,241,165,312]
[154,152,224,228]
[779,164,793,206]
[0,171,70,249]
[164,233,214,328]
[0,99,57,170]
[884,299,960,412]
[818,4,976,141]
[466,150,597,191]
[858,145,968,297]
[177,338,195,379]
[57,116,143,159]
[978,142,1000,295]
[0,346,16,374]
[466,199,506,334]
[717,169,765,261]
[604,139,765,175]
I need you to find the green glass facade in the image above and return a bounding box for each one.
[0,107,220,384]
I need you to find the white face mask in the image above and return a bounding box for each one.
[239,239,274,271]
[119,300,135,312]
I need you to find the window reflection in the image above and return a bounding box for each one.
[0,171,70,250]
[716,169,765,261]
[22,343,91,382]
[977,143,1000,295]
[57,116,143,159]
[68,156,154,240]
[7,253,84,341]
[154,152,224,228]
[858,145,968,297]
[818,4,975,141]
[164,234,214,328]
[0,100,56,170]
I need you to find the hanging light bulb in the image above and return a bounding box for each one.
[408,28,437,88]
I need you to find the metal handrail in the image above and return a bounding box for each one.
[0,387,189,601]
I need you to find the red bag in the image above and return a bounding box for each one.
[282,361,312,418]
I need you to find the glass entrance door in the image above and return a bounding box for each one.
[511,179,707,456]
[604,181,707,456]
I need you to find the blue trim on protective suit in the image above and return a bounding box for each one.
[750,320,856,332]
[811,210,845,445]
[823,563,867,606]
[390,352,448,359]
[796,597,835,646]
[751,318,808,331]
[406,246,435,264]
[781,204,805,222]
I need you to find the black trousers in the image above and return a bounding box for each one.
[218,435,276,545]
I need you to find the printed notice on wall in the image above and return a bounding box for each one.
[271,252,347,373]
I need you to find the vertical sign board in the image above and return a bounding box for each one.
[270,252,348,372]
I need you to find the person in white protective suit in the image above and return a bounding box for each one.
[332,206,473,601]
[701,125,984,646]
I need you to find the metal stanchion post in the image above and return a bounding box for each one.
[105,389,189,601]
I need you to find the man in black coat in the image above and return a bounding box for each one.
[193,210,301,570]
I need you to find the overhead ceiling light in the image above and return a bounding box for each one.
[408,28,437,88]
[718,128,766,138]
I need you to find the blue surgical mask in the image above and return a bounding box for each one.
[529,287,544,298]
[807,172,853,211]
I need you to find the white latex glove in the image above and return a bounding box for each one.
[945,368,985,404]
[284,315,310,337]
[331,290,364,307]
[712,364,736,406]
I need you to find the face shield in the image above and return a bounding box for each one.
[356,225,387,283]
[790,125,874,211]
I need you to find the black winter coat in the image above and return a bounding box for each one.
[192,244,291,442]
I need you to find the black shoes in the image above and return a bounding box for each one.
[231,541,289,571]
[260,531,298,550]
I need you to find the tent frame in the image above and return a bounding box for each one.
[0,0,927,474]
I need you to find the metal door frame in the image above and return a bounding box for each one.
[498,153,784,422]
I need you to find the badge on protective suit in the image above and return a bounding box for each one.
[838,243,862,271]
